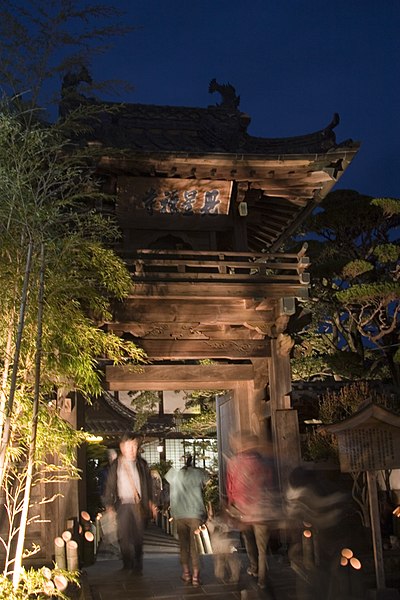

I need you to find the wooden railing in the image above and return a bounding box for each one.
[124,244,310,286]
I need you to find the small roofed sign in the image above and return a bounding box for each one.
[320,403,400,473]
[118,176,233,215]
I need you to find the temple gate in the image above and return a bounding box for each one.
[85,80,359,495]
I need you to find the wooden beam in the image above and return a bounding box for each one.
[106,322,264,339]
[128,282,308,300]
[105,363,255,391]
[113,300,274,323]
[115,213,232,231]
[136,339,270,359]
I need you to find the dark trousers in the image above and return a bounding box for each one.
[176,517,202,571]
[117,503,144,570]
[242,523,270,585]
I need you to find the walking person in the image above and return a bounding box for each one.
[165,455,209,587]
[103,432,157,574]
[226,432,277,590]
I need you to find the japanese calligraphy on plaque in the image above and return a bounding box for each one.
[320,404,400,473]
[117,176,233,215]
[337,425,400,472]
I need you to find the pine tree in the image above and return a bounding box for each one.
[290,190,400,386]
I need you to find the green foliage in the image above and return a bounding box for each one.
[0,104,146,581]
[336,282,400,304]
[204,471,220,512]
[291,190,400,384]
[373,243,400,264]
[149,460,173,479]
[302,429,337,463]
[341,259,373,280]
[303,381,398,464]
[325,351,369,380]
[0,566,78,599]
[371,197,400,217]
[178,410,217,437]
[0,0,132,113]
[128,391,160,430]
[0,0,136,586]
[11,395,87,477]
[0,104,146,398]
[319,381,372,424]
[303,382,399,527]
[183,389,221,412]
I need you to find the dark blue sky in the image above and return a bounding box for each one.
[91,0,399,199]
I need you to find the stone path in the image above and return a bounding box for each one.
[81,524,301,600]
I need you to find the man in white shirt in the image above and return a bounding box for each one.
[104,432,157,573]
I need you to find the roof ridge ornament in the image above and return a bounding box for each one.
[208,78,240,111]
[325,112,340,132]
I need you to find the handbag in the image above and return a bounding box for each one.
[121,459,147,519]
[100,510,118,545]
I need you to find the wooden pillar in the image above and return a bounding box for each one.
[58,391,80,529]
[233,380,252,433]
[250,358,269,437]
[269,335,301,491]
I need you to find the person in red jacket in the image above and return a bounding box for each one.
[226,432,277,590]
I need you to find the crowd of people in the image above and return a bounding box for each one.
[99,428,351,595]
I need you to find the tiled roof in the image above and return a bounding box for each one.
[87,103,353,156]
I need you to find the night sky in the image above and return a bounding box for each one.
[90,0,399,199]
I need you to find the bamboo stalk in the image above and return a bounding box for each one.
[0,242,33,488]
[200,524,213,554]
[12,244,44,589]
[54,536,67,570]
[194,529,205,555]
[66,540,79,571]
[83,530,95,566]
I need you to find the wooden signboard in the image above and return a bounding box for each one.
[337,423,400,473]
[117,176,233,215]
[321,404,400,474]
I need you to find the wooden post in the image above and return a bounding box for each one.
[366,470,386,589]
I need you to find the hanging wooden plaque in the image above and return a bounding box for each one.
[117,176,233,215]
[320,404,400,473]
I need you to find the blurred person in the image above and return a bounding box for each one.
[150,468,163,525]
[207,506,241,584]
[165,455,209,587]
[103,432,157,574]
[150,469,163,507]
[286,466,356,598]
[226,432,277,590]
[99,448,118,506]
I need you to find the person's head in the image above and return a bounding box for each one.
[230,431,260,453]
[182,454,193,470]
[108,448,118,464]
[119,432,141,460]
